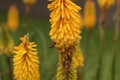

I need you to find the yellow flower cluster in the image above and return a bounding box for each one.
[13,34,40,80]
[72,45,84,68]
[84,0,96,29]
[97,0,115,10]
[23,0,37,6]
[7,5,19,32]
[48,0,82,49]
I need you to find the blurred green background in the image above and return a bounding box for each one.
[0,0,120,80]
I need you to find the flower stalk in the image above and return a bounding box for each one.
[99,9,108,49]
[57,47,77,80]
[112,0,120,79]
[97,0,115,79]
[6,56,13,80]
[113,0,120,54]
[98,0,115,49]
[48,0,82,79]
[22,0,37,27]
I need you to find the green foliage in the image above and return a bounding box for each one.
[0,17,120,80]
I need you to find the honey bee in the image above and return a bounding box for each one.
[49,42,56,48]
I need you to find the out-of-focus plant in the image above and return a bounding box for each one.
[97,0,115,48]
[7,4,19,32]
[23,0,37,27]
[97,0,115,80]
[0,23,14,56]
[23,0,37,6]
[72,45,84,68]
[84,0,96,55]
[48,0,82,79]
[98,0,115,11]
[23,0,37,12]
[84,0,96,29]
[13,34,40,80]
[0,23,14,80]
[112,1,120,80]
[73,45,84,80]
[113,0,120,54]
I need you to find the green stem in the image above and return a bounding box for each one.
[23,5,31,28]
[112,0,120,57]
[85,29,91,57]
[6,56,13,80]
[112,0,120,79]
[96,9,108,80]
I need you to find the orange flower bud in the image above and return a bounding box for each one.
[84,0,96,29]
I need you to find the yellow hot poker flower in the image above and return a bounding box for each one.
[48,0,82,49]
[7,5,19,32]
[98,0,115,10]
[13,34,40,80]
[84,0,96,29]
[23,0,37,6]
[72,46,84,68]
[48,0,82,79]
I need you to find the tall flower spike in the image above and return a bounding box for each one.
[13,34,40,80]
[97,0,115,10]
[84,0,96,29]
[7,4,19,32]
[48,0,82,49]
[48,0,82,80]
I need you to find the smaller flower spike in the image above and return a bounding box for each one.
[84,0,96,29]
[7,4,19,32]
[13,34,40,80]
